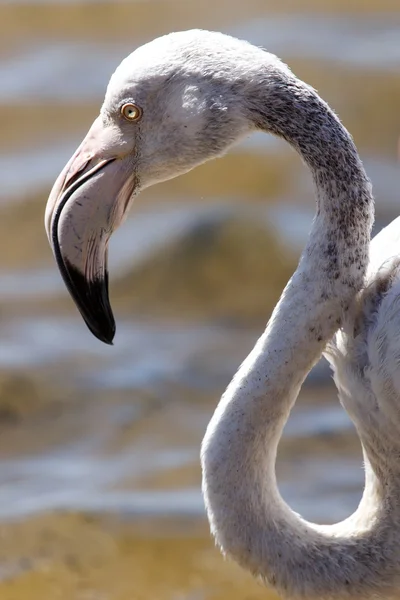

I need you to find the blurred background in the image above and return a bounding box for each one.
[0,1,399,598]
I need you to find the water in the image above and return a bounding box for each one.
[0,2,399,598]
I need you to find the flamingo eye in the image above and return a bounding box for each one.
[121,103,142,122]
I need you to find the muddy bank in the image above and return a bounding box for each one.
[0,511,279,600]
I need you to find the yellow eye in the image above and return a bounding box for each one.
[121,103,142,122]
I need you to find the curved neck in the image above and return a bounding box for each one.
[200,75,400,599]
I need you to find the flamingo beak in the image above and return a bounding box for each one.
[45,116,137,344]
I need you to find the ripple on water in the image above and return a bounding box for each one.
[0,303,360,526]
[235,15,400,71]
[1,17,399,104]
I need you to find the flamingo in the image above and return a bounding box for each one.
[46,30,400,599]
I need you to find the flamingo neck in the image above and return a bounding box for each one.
[199,73,400,599]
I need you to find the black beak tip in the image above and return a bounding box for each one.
[81,283,116,346]
[86,317,116,346]
[61,261,116,346]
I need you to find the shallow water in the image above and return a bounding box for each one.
[0,1,399,598]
